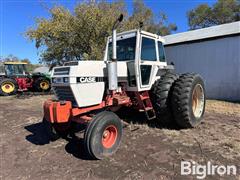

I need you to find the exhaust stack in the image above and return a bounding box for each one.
[108,14,123,91]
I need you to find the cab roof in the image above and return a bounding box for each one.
[4,61,28,65]
[109,29,165,43]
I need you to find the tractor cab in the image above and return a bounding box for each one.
[104,29,168,91]
[4,62,28,77]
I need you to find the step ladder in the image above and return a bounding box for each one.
[135,91,156,120]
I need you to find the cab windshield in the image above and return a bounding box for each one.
[108,36,136,61]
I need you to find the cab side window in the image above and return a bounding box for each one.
[141,37,157,61]
[158,41,166,62]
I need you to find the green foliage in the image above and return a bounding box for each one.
[26,0,177,64]
[0,54,30,63]
[0,54,19,62]
[188,0,240,30]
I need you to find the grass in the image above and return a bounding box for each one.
[206,100,240,117]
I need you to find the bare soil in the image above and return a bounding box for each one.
[0,95,239,180]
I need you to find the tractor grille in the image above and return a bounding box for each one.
[53,67,70,75]
[53,86,77,106]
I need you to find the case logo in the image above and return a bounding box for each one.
[78,77,96,83]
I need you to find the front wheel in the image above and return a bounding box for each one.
[84,111,122,159]
[171,73,206,128]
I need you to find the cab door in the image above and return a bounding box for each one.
[137,35,158,90]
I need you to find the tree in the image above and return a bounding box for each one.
[26,0,177,64]
[21,58,31,64]
[1,54,20,62]
[0,55,30,63]
[129,1,177,35]
[188,0,240,30]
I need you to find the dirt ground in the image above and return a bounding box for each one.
[0,95,239,180]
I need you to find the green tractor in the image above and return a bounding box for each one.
[0,62,51,96]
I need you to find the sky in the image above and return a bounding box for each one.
[0,0,217,64]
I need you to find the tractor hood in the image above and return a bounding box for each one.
[52,61,128,84]
[51,61,128,107]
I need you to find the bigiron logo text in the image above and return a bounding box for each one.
[181,160,238,179]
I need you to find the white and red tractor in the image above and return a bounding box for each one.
[43,15,205,159]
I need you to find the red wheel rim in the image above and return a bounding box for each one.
[102,125,118,148]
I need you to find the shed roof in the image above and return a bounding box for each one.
[164,21,240,45]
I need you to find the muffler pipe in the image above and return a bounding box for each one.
[108,14,123,91]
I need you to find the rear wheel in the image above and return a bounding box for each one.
[150,73,178,126]
[171,73,206,128]
[33,77,51,92]
[0,78,18,96]
[84,111,122,159]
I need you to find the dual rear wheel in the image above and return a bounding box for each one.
[150,73,206,128]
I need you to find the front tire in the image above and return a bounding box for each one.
[0,78,18,96]
[84,111,122,159]
[171,73,206,128]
